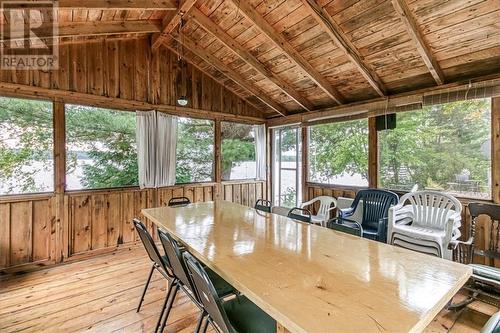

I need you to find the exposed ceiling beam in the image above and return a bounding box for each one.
[169,33,288,116]
[228,0,345,105]
[1,20,161,42]
[3,0,177,10]
[151,0,198,50]
[391,0,445,85]
[162,42,268,116]
[188,7,315,112]
[301,0,387,97]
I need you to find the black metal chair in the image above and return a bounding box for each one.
[168,197,191,207]
[133,219,175,332]
[327,219,363,237]
[287,207,312,223]
[157,229,235,333]
[450,202,500,309]
[254,199,272,213]
[338,189,398,242]
[183,252,277,333]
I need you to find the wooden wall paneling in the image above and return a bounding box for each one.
[120,191,136,244]
[106,40,120,98]
[9,201,32,266]
[204,186,213,201]
[32,198,51,262]
[194,187,204,203]
[119,40,135,100]
[249,182,256,207]
[91,194,107,250]
[134,38,149,102]
[71,195,92,254]
[107,193,121,247]
[493,97,500,204]
[0,203,10,268]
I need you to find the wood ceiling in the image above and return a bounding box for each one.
[1,0,499,118]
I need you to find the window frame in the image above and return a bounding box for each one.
[174,116,216,185]
[376,98,494,200]
[220,120,258,182]
[306,118,370,188]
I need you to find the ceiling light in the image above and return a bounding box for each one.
[177,96,188,106]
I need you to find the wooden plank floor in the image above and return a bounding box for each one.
[0,246,497,333]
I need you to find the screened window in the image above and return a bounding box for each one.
[0,97,53,195]
[221,122,256,180]
[378,98,491,199]
[308,119,369,186]
[176,117,214,183]
[66,104,138,190]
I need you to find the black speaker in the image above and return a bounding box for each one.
[375,114,396,131]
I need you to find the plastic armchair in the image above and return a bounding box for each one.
[301,196,337,226]
[388,191,462,259]
[338,189,399,242]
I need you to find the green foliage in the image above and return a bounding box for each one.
[175,118,214,183]
[221,122,255,180]
[309,119,369,182]
[379,99,491,196]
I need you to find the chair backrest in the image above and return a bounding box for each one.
[329,221,362,237]
[315,196,337,217]
[271,206,290,217]
[288,207,312,223]
[254,199,272,213]
[158,229,194,292]
[400,191,462,229]
[168,197,191,207]
[351,190,398,230]
[183,252,233,333]
[133,219,170,273]
[469,203,500,263]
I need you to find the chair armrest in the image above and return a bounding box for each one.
[377,217,389,242]
[338,207,355,219]
[449,237,474,264]
[300,199,317,208]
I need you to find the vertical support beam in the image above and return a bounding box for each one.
[301,126,309,203]
[53,100,66,263]
[368,117,378,188]
[214,119,222,199]
[267,126,273,203]
[493,97,500,204]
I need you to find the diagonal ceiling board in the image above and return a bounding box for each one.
[301,0,387,97]
[189,7,315,112]
[152,0,198,50]
[167,33,288,116]
[391,0,445,85]
[228,0,345,105]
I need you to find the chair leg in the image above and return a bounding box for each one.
[200,316,210,333]
[137,264,155,313]
[194,311,207,333]
[156,281,179,333]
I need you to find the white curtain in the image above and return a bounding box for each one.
[136,111,178,189]
[254,124,267,181]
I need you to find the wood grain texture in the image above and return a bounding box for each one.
[143,201,472,333]
[0,246,492,333]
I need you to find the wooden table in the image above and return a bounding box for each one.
[142,201,472,333]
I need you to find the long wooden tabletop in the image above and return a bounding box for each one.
[142,201,472,333]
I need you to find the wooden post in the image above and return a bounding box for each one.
[214,119,222,199]
[53,100,66,263]
[493,97,500,204]
[266,126,273,202]
[368,117,378,188]
[301,125,308,203]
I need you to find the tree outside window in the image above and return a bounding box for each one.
[221,122,256,181]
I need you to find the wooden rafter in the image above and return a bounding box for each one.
[301,0,386,97]
[391,0,445,85]
[36,0,178,10]
[228,0,345,105]
[189,7,315,112]
[168,33,288,116]
[151,0,198,50]
[162,41,269,116]
[1,20,161,42]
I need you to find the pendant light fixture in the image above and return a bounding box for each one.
[177,19,188,107]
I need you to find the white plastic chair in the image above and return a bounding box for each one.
[388,191,462,260]
[300,196,337,227]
